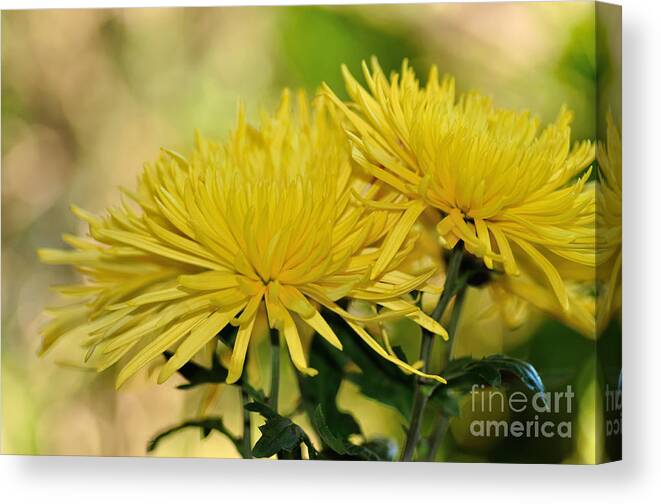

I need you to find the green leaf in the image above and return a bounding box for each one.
[147,417,249,457]
[163,324,237,389]
[246,402,317,459]
[163,351,267,404]
[298,335,361,439]
[312,405,395,461]
[163,350,227,390]
[312,405,347,454]
[429,354,546,414]
[433,390,461,418]
[240,382,268,403]
[480,355,545,395]
[360,438,398,462]
[519,319,594,390]
[216,324,238,349]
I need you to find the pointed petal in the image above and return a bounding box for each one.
[299,309,343,350]
[158,304,245,383]
[511,237,569,311]
[345,319,445,383]
[371,200,426,280]
[226,313,257,384]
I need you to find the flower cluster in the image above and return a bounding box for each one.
[40,59,600,391]
[39,90,447,388]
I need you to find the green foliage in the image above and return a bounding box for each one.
[163,350,227,389]
[321,311,416,419]
[298,336,360,439]
[163,351,266,403]
[429,355,546,419]
[147,352,266,458]
[519,319,593,390]
[147,417,249,458]
[312,405,395,461]
[314,312,547,421]
[245,402,317,459]
[151,311,547,462]
[296,329,402,460]
[445,355,544,394]
[554,12,599,141]
[277,6,422,95]
[556,16,597,86]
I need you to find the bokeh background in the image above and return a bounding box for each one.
[2,2,619,462]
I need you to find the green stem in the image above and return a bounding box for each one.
[430,245,465,322]
[400,246,464,462]
[269,328,280,413]
[446,283,468,360]
[426,283,467,461]
[241,388,252,459]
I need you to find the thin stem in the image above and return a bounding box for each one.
[430,245,465,322]
[269,328,280,413]
[426,416,449,461]
[241,388,252,458]
[399,381,429,461]
[446,284,468,360]
[400,246,464,462]
[427,284,467,461]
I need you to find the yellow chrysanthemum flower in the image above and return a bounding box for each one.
[324,58,596,311]
[494,272,595,337]
[414,215,596,338]
[39,90,447,388]
[596,112,622,331]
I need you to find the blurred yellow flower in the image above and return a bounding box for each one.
[413,213,596,339]
[39,90,447,389]
[596,112,622,331]
[495,273,595,337]
[324,58,596,311]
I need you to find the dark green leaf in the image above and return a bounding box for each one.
[312,405,348,454]
[429,354,546,414]
[216,324,238,348]
[245,400,278,420]
[241,382,268,403]
[298,335,361,438]
[360,438,398,462]
[480,355,544,395]
[147,417,249,457]
[430,387,461,418]
[163,351,228,390]
[246,402,317,459]
[312,405,393,461]
[164,351,267,404]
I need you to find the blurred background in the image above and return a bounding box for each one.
[2,2,618,462]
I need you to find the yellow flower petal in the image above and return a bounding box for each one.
[345,319,445,383]
[226,313,258,384]
[371,200,426,280]
[158,306,245,383]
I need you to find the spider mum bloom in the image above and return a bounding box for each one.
[39,90,447,388]
[324,58,596,311]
